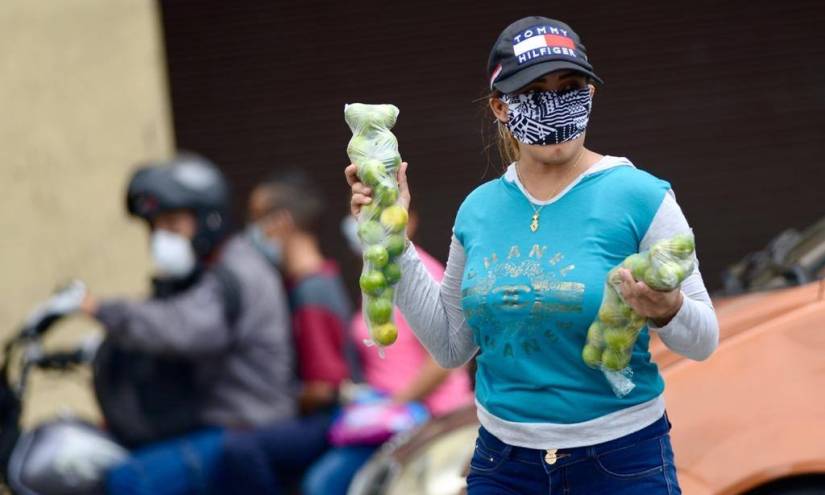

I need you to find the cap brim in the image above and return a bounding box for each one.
[493,60,604,94]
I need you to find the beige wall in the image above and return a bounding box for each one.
[0,0,173,424]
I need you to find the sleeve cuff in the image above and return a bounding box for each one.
[400,240,419,263]
[95,300,129,332]
[647,291,689,337]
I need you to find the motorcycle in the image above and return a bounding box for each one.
[0,281,128,495]
[1,282,480,495]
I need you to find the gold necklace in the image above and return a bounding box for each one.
[515,153,584,233]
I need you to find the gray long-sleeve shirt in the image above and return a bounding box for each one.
[97,235,297,428]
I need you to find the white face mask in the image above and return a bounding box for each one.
[246,224,283,266]
[150,230,196,278]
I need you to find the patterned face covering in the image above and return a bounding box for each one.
[500,87,592,146]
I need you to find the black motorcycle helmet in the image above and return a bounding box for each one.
[126,152,231,259]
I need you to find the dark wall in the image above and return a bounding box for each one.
[160,0,825,292]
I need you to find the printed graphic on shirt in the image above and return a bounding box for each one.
[462,242,585,359]
[512,25,577,65]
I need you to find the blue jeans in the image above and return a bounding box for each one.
[467,414,681,494]
[301,446,378,495]
[213,412,333,495]
[105,428,224,495]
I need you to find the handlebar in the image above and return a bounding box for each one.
[21,280,87,338]
[32,349,86,370]
[6,334,100,401]
[28,335,101,370]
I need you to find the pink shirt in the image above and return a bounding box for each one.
[353,246,474,417]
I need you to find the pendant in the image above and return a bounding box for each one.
[530,212,539,233]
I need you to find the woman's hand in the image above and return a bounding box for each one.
[616,269,683,327]
[345,162,411,217]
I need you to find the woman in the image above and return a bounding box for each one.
[345,16,718,494]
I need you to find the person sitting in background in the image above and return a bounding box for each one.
[217,170,363,494]
[80,153,297,495]
[300,209,474,495]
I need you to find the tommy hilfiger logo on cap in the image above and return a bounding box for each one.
[512,25,579,65]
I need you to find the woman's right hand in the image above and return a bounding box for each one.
[345,162,411,217]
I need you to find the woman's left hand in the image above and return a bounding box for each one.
[616,269,683,327]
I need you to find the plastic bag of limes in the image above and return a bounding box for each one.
[345,103,407,357]
[581,233,696,397]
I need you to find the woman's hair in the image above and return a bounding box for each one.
[482,89,520,172]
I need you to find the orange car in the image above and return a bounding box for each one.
[350,219,825,495]
[655,279,825,494]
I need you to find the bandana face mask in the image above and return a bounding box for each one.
[500,87,592,146]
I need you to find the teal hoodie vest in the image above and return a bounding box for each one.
[455,164,671,424]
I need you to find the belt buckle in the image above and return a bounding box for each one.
[545,448,558,465]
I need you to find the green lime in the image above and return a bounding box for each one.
[374,105,399,128]
[366,297,393,325]
[357,220,385,245]
[620,301,637,320]
[380,205,408,233]
[359,271,386,296]
[629,312,647,329]
[375,184,399,207]
[670,262,689,283]
[383,262,402,285]
[602,348,630,371]
[381,287,395,299]
[345,103,399,130]
[372,322,398,346]
[347,135,372,163]
[582,345,603,368]
[360,203,381,221]
[643,267,669,291]
[359,159,388,188]
[364,245,389,268]
[604,328,635,350]
[598,302,628,327]
[586,322,605,347]
[651,262,684,291]
[669,234,695,259]
[385,234,407,258]
[623,253,651,281]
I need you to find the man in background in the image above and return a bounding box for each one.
[217,170,361,494]
[80,154,297,494]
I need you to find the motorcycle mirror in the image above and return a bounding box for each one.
[22,280,87,338]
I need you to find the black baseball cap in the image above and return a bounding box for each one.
[487,16,603,94]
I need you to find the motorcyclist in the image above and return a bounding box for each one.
[79,153,297,494]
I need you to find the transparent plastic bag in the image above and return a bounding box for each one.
[345,103,406,357]
[582,232,696,397]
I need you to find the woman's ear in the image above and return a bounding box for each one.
[589,83,596,98]
[489,96,508,123]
